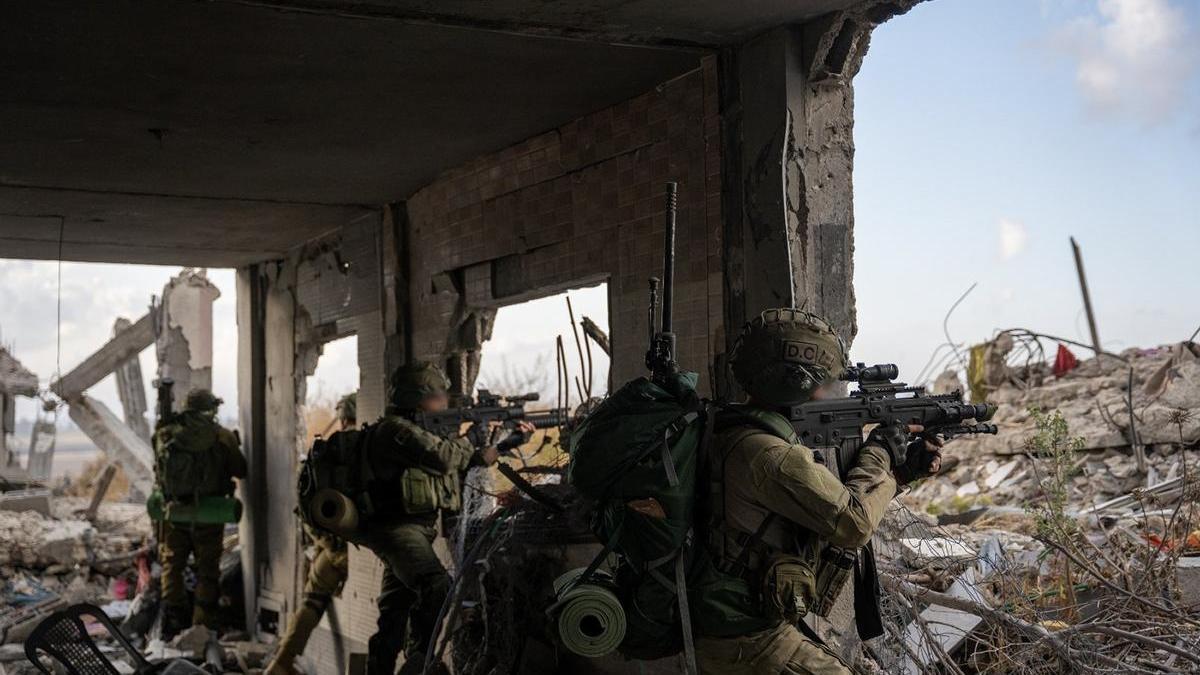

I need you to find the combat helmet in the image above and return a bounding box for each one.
[336,392,357,426]
[730,308,848,406]
[184,388,223,412]
[388,361,450,410]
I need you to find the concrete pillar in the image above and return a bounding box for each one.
[67,395,154,497]
[51,313,155,401]
[236,260,313,637]
[717,1,920,656]
[236,264,267,634]
[156,269,220,412]
[719,1,919,364]
[112,317,151,443]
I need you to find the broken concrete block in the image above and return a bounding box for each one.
[1177,556,1200,607]
[171,625,215,657]
[232,641,272,672]
[901,537,976,568]
[0,489,51,516]
[900,569,985,674]
[954,481,980,498]
[41,521,95,567]
[0,645,25,663]
[983,459,1019,490]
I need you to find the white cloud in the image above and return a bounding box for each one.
[998,218,1029,259]
[1054,0,1198,125]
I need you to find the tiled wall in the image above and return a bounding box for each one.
[404,57,723,391]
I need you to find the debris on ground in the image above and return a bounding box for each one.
[1,494,152,654]
[870,337,1200,674]
[955,340,1199,455]
[909,341,1200,516]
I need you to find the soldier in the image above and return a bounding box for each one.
[694,309,942,674]
[265,393,357,675]
[154,388,248,639]
[365,362,533,675]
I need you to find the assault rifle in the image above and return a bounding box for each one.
[414,389,568,449]
[788,362,997,479]
[787,363,997,641]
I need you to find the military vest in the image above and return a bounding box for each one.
[367,415,464,517]
[154,410,233,501]
[693,406,855,636]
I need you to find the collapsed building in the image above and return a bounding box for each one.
[0,347,48,488]
[11,2,1194,674]
[1,1,916,670]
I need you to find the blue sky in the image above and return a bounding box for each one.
[852,0,1200,380]
[2,0,1197,436]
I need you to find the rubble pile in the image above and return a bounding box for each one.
[0,498,152,658]
[910,341,1200,516]
[955,341,1200,455]
[873,339,1200,674]
[0,500,148,571]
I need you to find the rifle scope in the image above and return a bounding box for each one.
[841,363,898,383]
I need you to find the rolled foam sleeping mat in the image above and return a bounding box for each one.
[311,488,360,537]
[552,567,626,658]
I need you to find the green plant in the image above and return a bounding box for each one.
[1023,407,1085,541]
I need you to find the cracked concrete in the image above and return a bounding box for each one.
[156,269,220,409]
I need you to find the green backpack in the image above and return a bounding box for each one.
[297,426,375,537]
[154,410,227,500]
[566,371,709,667]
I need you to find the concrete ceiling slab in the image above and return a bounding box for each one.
[229,0,861,47]
[0,0,855,267]
[0,186,375,267]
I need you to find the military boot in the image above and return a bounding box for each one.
[161,604,190,642]
[265,605,322,675]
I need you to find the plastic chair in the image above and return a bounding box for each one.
[24,603,162,675]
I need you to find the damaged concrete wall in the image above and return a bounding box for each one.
[112,317,151,443]
[240,4,921,663]
[237,214,385,666]
[156,269,220,410]
[719,0,920,367]
[49,314,157,494]
[717,0,921,653]
[404,58,724,395]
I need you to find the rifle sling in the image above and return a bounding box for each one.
[853,541,885,640]
[496,463,564,513]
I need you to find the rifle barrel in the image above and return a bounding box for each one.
[661,182,677,333]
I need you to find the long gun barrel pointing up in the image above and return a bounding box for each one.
[645,182,679,381]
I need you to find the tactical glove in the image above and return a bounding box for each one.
[496,429,530,454]
[893,436,943,485]
[866,423,942,485]
[466,423,490,448]
[866,422,910,467]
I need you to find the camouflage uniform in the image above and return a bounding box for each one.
[365,363,482,675]
[266,394,357,675]
[695,411,896,675]
[156,389,247,636]
[264,533,349,675]
[692,310,930,675]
